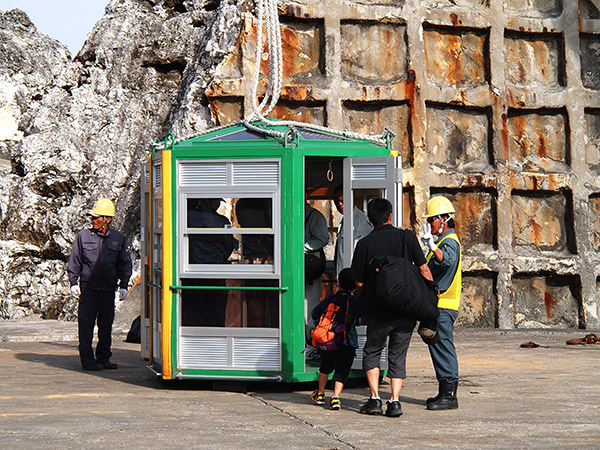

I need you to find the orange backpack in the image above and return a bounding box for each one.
[311,295,349,351]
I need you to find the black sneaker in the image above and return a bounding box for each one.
[100,362,118,370]
[360,397,383,415]
[82,363,103,371]
[385,400,403,417]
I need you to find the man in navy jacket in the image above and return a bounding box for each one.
[68,198,132,371]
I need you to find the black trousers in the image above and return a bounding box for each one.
[78,288,115,367]
[319,344,357,385]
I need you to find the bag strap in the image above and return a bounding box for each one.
[342,293,350,339]
[399,228,408,259]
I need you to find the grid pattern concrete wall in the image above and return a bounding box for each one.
[205,0,600,329]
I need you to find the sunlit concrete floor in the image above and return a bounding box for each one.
[1,320,599,449]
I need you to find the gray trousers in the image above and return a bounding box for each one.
[362,318,415,379]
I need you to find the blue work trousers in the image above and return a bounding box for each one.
[78,288,115,367]
[428,308,459,382]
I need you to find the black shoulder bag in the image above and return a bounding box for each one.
[368,230,439,323]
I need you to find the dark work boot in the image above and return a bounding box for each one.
[426,382,443,405]
[427,381,458,410]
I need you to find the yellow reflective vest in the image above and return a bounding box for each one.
[426,233,462,311]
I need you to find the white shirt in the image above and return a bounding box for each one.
[335,206,372,276]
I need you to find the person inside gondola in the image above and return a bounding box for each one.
[235,198,278,328]
[182,198,236,327]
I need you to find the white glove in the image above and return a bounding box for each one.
[70,285,81,297]
[119,288,128,301]
[421,223,438,251]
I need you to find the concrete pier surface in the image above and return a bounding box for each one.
[1,319,599,449]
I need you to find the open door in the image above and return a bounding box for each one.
[340,156,402,272]
[342,156,401,371]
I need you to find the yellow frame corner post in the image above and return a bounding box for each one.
[161,148,174,379]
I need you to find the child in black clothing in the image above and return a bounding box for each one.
[310,268,358,410]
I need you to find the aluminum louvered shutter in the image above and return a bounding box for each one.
[351,164,387,181]
[180,163,228,187]
[232,162,279,185]
[152,164,162,189]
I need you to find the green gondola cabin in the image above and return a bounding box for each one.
[140,120,401,382]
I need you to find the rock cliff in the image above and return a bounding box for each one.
[0,0,249,319]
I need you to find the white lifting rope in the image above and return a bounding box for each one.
[154,0,394,148]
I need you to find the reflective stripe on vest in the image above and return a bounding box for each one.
[426,233,462,311]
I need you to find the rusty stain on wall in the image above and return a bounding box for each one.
[512,173,569,191]
[208,97,244,126]
[505,31,564,87]
[511,191,569,252]
[507,109,568,172]
[402,187,416,233]
[244,19,324,85]
[513,275,579,328]
[424,25,488,88]
[270,101,325,125]
[543,290,554,323]
[278,24,323,81]
[429,190,496,250]
[528,217,543,247]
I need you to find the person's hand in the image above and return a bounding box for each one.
[421,223,437,251]
[119,288,128,301]
[70,285,81,297]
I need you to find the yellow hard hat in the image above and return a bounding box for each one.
[425,196,455,218]
[89,198,115,217]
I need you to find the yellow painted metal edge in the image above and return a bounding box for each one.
[161,150,173,378]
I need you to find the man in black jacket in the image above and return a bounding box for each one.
[350,198,432,417]
[68,198,132,371]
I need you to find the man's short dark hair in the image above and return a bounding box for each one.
[338,268,356,292]
[367,198,392,226]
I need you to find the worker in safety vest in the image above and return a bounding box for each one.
[421,196,462,410]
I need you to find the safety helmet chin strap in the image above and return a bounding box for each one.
[435,213,454,237]
[96,216,111,235]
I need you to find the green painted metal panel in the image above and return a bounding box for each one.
[279,148,306,376]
